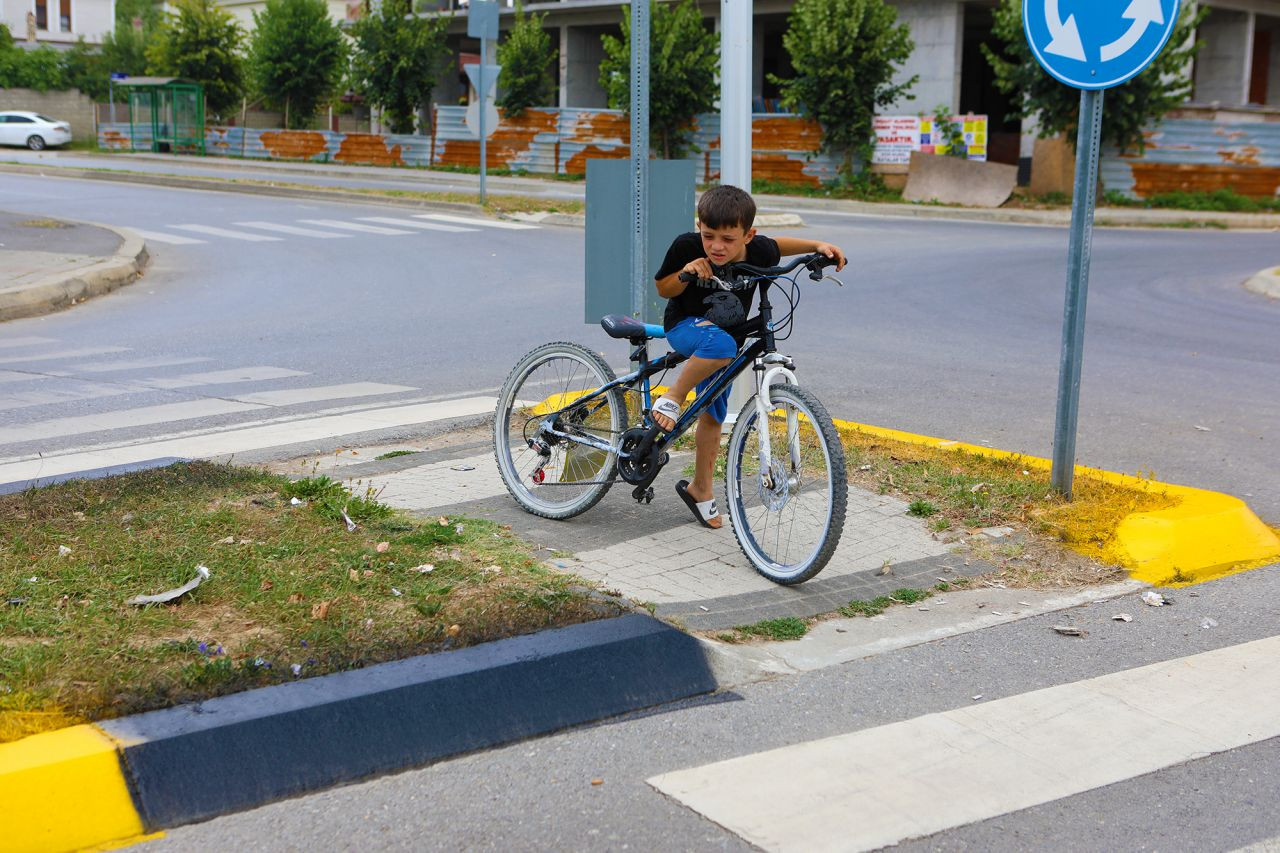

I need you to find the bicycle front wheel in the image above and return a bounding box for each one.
[494,341,624,520]
[725,384,847,584]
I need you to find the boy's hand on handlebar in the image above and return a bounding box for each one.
[814,242,847,272]
[682,258,715,280]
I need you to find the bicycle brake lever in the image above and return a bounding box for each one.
[823,274,845,287]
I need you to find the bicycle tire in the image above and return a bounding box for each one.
[493,341,625,520]
[724,384,847,584]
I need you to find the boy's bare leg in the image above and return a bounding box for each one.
[686,411,724,528]
[653,355,731,431]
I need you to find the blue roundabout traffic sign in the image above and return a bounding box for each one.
[1023,0,1182,90]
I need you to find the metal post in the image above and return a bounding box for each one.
[479,36,488,205]
[721,0,753,421]
[630,0,650,320]
[1050,89,1105,499]
[109,78,115,124]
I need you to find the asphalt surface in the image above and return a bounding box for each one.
[142,562,1280,852]
[1,171,1276,522]
[0,208,121,255]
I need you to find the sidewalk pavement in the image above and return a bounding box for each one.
[270,427,1012,631]
[4,150,1280,230]
[0,211,147,321]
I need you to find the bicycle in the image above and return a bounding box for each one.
[493,252,848,585]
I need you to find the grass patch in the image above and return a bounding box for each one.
[837,424,1174,582]
[724,616,809,642]
[374,450,418,461]
[752,175,903,203]
[1103,188,1280,214]
[907,499,938,518]
[0,461,615,744]
[839,587,933,618]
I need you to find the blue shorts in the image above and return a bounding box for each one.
[664,317,737,424]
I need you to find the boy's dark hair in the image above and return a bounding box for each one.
[697,185,756,231]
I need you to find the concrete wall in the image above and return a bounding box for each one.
[563,24,612,108]
[1195,8,1252,104]
[886,0,962,112]
[0,87,95,137]
[0,0,115,45]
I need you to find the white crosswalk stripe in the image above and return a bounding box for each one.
[139,366,308,390]
[297,219,414,235]
[0,346,129,365]
[0,336,57,349]
[69,357,213,373]
[413,213,539,230]
[171,224,283,242]
[650,635,1280,853]
[129,229,206,245]
[234,221,352,238]
[229,382,416,406]
[356,216,476,233]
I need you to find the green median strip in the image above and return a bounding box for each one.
[0,461,618,744]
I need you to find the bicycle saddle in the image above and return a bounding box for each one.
[599,314,665,340]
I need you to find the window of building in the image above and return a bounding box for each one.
[59,0,71,31]
[35,0,48,30]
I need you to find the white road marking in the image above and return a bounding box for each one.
[0,397,499,484]
[171,224,283,242]
[413,213,539,230]
[0,347,129,365]
[139,366,308,390]
[234,221,352,238]
[129,229,206,245]
[0,370,50,384]
[70,357,213,373]
[650,635,1280,853]
[0,382,136,412]
[0,399,264,445]
[297,219,413,235]
[230,382,416,406]
[356,216,476,233]
[0,336,57,349]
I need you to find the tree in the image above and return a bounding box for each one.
[0,42,68,91]
[248,0,346,129]
[101,0,164,78]
[598,0,718,159]
[146,0,246,118]
[349,0,450,135]
[62,39,109,100]
[770,0,916,179]
[982,0,1206,153]
[497,1,555,118]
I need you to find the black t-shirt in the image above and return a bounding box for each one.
[654,232,781,331]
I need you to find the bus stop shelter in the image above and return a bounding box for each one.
[117,77,204,155]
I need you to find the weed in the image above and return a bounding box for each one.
[375,450,418,461]
[930,517,952,532]
[907,499,938,518]
[891,588,930,604]
[732,617,809,641]
[840,596,893,617]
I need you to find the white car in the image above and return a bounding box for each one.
[0,111,73,150]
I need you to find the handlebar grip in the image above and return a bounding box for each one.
[678,271,697,284]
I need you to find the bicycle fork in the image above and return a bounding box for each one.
[752,353,802,490]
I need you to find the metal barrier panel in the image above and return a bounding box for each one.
[584,159,695,326]
[1100,114,1280,199]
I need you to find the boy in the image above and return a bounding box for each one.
[652,185,846,529]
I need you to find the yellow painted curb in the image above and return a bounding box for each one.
[831,418,1280,587]
[0,724,145,853]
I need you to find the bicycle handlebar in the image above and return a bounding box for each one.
[676,253,839,290]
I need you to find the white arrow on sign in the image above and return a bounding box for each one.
[1044,0,1086,61]
[1100,0,1164,62]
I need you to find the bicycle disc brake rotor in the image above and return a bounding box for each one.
[757,458,791,510]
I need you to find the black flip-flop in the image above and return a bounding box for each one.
[676,479,720,529]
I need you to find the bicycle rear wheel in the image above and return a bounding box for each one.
[493,341,625,520]
[725,384,847,584]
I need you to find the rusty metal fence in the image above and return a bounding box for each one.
[98,106,843,187]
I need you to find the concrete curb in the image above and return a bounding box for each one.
[0,161,492,218]
[6,160,1278,231]
[0,218,149,322]
[0,613,717,852]
[830,418,1280,586]
[1244,265,1280,299]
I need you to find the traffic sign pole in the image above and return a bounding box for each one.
[630,0,650,321]
[1050,89,1104,498]
[479,43,487,205]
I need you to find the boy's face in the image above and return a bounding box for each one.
[698,222,756,267]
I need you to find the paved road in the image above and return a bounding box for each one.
[144,563,1280,852]
[2,172,1275,521]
